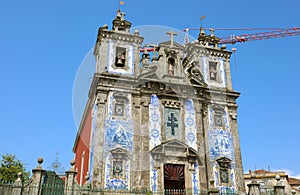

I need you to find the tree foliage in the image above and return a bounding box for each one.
[0,154,30,183]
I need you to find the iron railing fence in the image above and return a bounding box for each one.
[0,183,241,195]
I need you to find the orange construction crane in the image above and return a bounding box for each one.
[139,27,300,52]
[186,27,300,44]
[219,27,300,44]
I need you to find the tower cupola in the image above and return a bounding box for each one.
[112,9,131,32]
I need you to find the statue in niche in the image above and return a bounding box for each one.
[168,57,175,76]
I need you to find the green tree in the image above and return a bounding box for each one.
[0,154,30,183]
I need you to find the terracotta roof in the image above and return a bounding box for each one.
[289,177,300,185]
[253,170,271,174]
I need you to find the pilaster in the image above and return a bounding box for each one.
[140,95,151,189]
[92,92,108,189]
[229,106,246,193]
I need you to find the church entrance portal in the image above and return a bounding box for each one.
[164,164,185,194]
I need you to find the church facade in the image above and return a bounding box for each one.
[73,10,245,194]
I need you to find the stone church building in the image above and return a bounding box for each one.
[73,10,246,194]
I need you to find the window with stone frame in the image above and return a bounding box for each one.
[110,148,127,179]
[112,160,123,177]
[217,157,231,184]
[115,46,127,68]
[113,94,128,119]
[209,61,218,81]
[213,109,224,128]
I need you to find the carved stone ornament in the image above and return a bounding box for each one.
[96,93,108,105]
[229,108,237,120]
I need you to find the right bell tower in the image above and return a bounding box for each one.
[183,27,245,193]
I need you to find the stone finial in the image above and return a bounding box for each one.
[17,172,22,180]
[275,174,281,185]
[221,44,227,50]
[13,172,23,186]
[209,28,215,36]
[102,24,108,30]
[85,174,90,181]
[250,172,258,184]
[120,12,126,20]
[36,157,43,169]
[200,27,205,36]
[70,159,75,166]
[291,189,296,194]
[70,159,76,170]
[134,30,139,35]
[117,9,121,17]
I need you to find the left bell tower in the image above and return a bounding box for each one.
[94,9,143,77]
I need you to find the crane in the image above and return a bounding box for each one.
[185,27,300,44]
[218,27,300,44]
[139,27,300,52]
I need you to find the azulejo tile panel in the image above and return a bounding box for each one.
[149,95,160,192]
[103,92,133,189]
[184,99,197,150]
[208,106,236,191]
[149,94,161,150]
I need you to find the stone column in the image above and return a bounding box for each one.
[247,173,260,195]
[274,174,285,195]
[65,160,78,195]
[31,157,45,195]
[12,172,22,195]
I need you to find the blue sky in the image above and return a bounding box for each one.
[1,0,300,178]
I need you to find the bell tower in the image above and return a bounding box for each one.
[94,9,143,77]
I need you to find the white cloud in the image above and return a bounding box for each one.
[273,168,300,179]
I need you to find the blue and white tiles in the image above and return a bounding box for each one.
[208,106,236,192]
[149,95,160,192]
[149,94,161,150]
[184,99,197,150]
[103,92,133,189]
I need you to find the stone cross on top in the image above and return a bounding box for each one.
[166,31,178,47]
